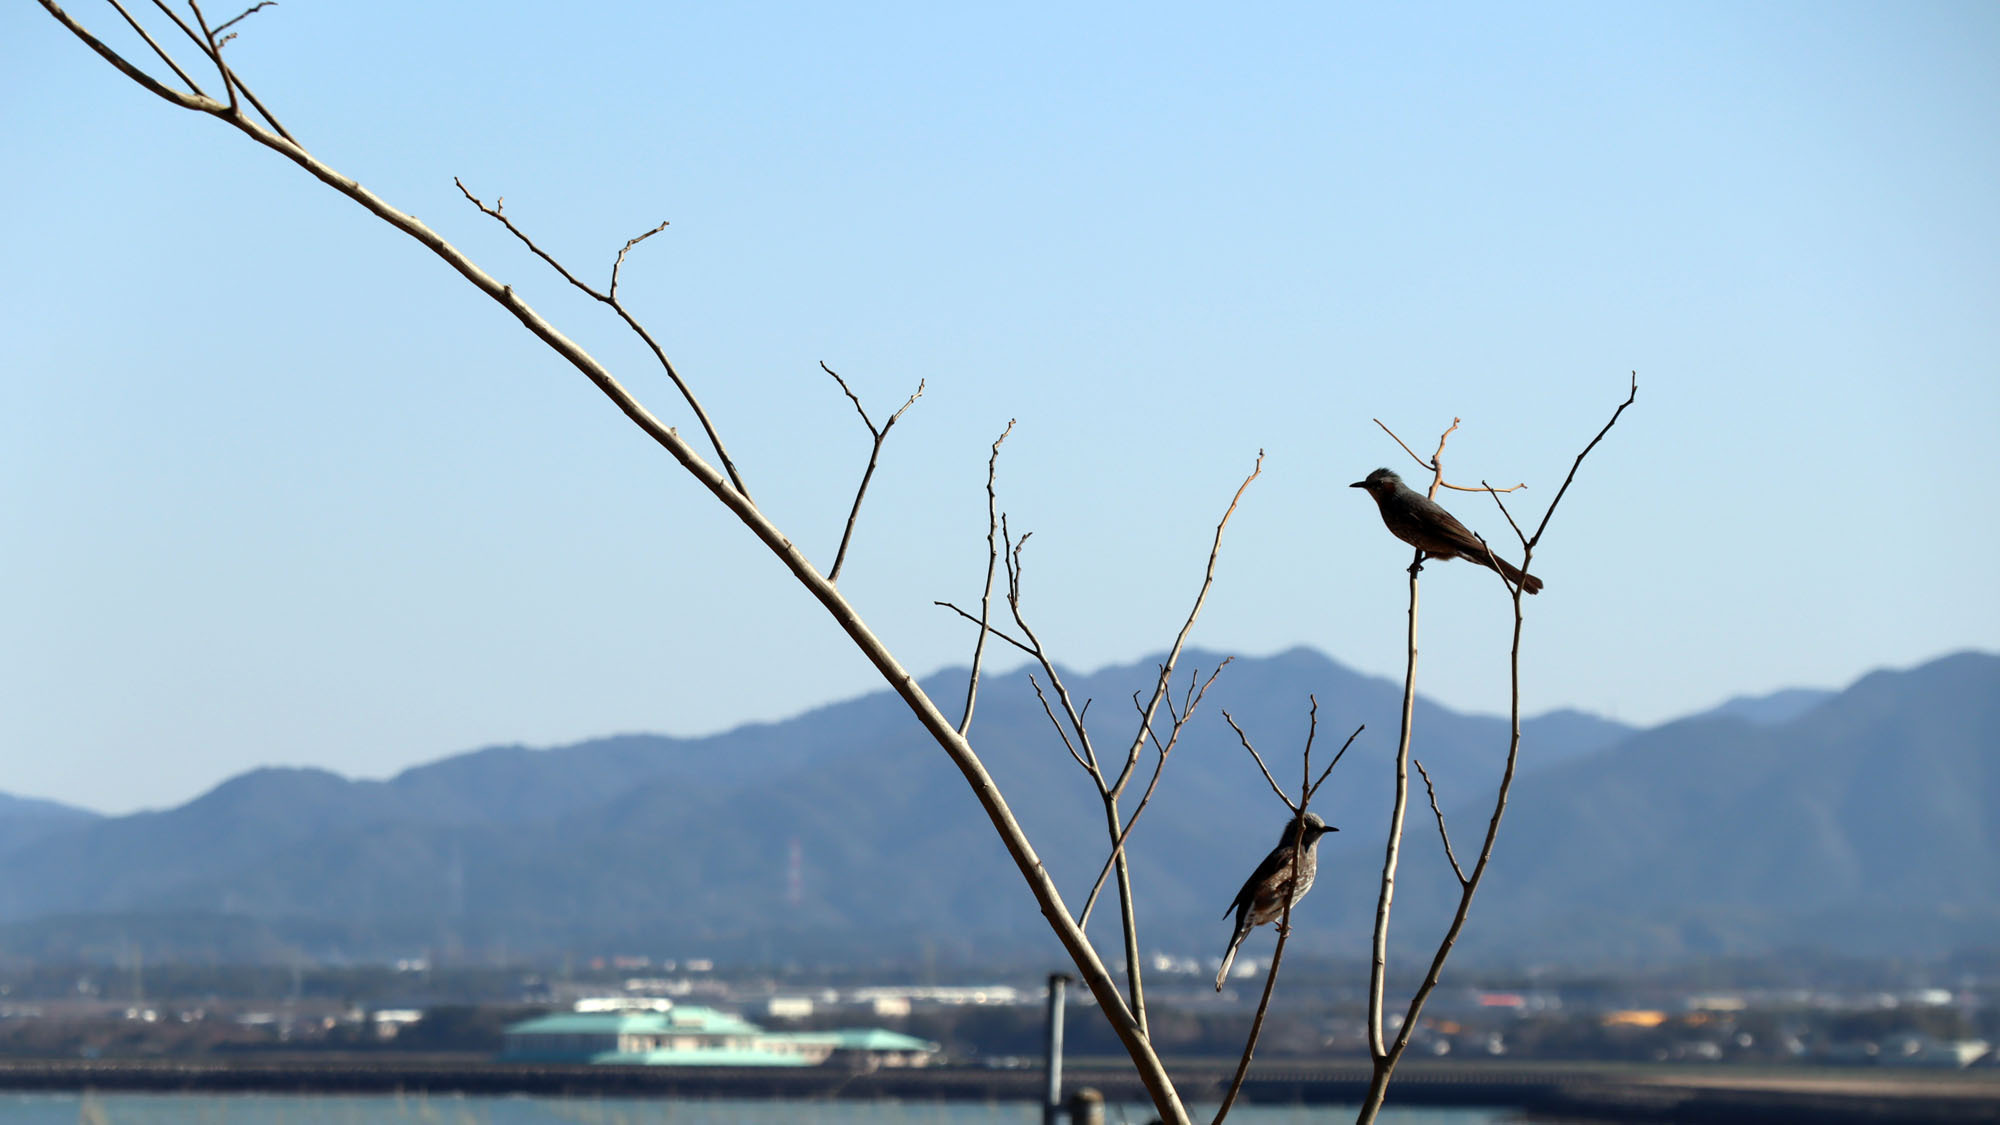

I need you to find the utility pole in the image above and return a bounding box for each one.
[1043,973,1071,1125]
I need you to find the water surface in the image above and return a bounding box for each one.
[7,1092,1517,1124]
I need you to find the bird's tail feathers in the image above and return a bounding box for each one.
[1214,939,1241,991]
[1484,551,1544,595]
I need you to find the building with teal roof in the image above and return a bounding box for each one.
[501,1004,939,1068]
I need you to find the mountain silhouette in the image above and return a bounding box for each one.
[1,648,1990,965]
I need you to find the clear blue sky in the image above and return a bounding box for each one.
[6,2,1996,815]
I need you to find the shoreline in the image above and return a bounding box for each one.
[0,1058,1996,1122]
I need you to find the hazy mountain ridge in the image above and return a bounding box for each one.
[1402,650,2000,960]
[0,649,1991,964]
[1695,686,1838,726]
[0,791,101,857]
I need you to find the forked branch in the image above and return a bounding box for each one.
[453,179,753,502]
[1076,662,1229,927]
[1212,703,1361,1124]
[1413,759,1465,885]
[989,453,1263,1033]
[824,362,924,584]
[1373,417,1526,498]
[105,0,204,95]
[36,6,1195,1117]
[1527,372,1638,549]
[956,420,1013,736]
[1356,377,1638,1125]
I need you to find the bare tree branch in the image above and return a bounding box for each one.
[1373,417,1527,497]
[1481,480,1530,553]
[933,600,1035,657]
[1111,451,1263,797]
[1373,416,1433,471]
[1528,372,1638,549]
[210,1,273,37]
[34,9,1196,1113]
[1215,705,1353,1124]
[1004,530,1101,777]
[38,0,209,109]
[825,361,925,583]
[1028,673,1092,775]
[1078,662,1227,927]
[1468,531,1524,598]
[182,0,294,141]
[105,0,204,95]
[957,420,1012,737]
[1366,547,1422,1064]
[210,36,295,143]
[1016,454,1260,1035]
[184,1,238,113]
[1357,379,1638,1124]
[452,179,754,502]
[608,223,668,301]
[1074,451,1270,1012]
[1220,709,1298,814]
[1225,695,1357,812]
[1296,697,1321,797]
[1426,417,1461,486]
[148,0,205,52]
[1211,846,1297,1125]
[1413,758,1466,885]
[1305,721,1364,807]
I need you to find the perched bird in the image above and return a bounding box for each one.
[1215,811,1337,991]
[1350,468,1543,594]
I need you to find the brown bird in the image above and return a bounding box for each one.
[1350,468,1543,594]
[1215,811,1336,991]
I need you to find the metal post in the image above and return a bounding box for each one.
[1044,973,1071,1125]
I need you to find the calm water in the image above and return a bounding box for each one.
[3,1092,1518,1125]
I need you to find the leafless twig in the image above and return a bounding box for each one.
[106,0,203,94]
[1527,372,1638,549]
[1007,453,1261,1034]
[1212,702,1359,1124]
[1413,759,1465,885]
[1211,847,1297,1125]
[1027,674,1091,773]
[211,1,273,36]
[825,362,924,584]
[453,179,753,502]
[932,601,1035,657]
[1373,417,1526,498]
[1481,481,1530,552]
[179,0,290,140]
[1110,451,1264,800]
[957,420,1011,736]
[37,6,1311,1117]
[183,1,238,114]
[1078,662,1227,926]
[1005,537,1100,778]
[1220,710,1297,813]
[1356,378,1638,1124]
[1306,719,1362,805]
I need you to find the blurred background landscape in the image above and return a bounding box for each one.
[1,646,1993,1069]
[6,2,1999,1112]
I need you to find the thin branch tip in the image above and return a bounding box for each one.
[212,1,275,38]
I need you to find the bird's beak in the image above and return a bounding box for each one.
[1328,826,1340,832]
[1348,480,1366,489]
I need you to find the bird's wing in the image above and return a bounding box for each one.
[1412,493,1488,554]
[1226,844,1293,919]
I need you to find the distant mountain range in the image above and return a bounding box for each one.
[0,648,1992,966]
